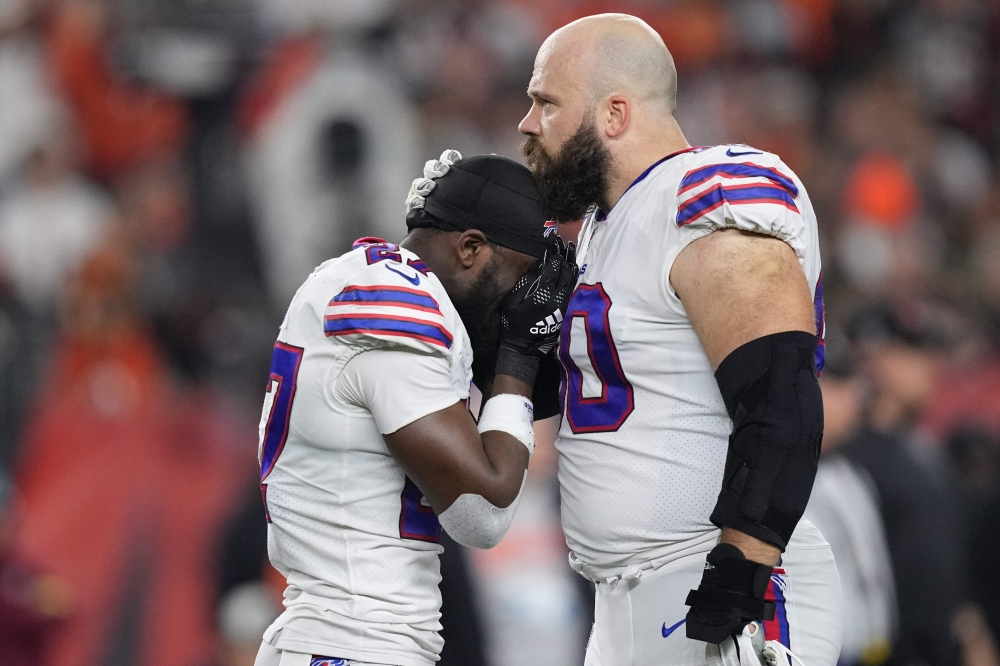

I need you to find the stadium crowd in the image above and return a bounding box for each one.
[1,0,1000,665]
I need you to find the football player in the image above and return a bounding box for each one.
[253,152,578,666]
[518,14,843,666]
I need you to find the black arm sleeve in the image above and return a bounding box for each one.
[710,331,823,550]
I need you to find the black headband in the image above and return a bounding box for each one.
[405,155,554,258]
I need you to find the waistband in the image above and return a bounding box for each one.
[568,518,829,585]
[568,529,720,584]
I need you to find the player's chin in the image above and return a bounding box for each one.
[520,137,551,174]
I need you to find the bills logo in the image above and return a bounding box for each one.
[310,658,352,666]
[543,220,559,237]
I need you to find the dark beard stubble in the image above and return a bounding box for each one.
[452,250,505,359]
[521,115,614,222]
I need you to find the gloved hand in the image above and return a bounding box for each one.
[685,543,776,644]
[405,149,463,213]
[495,237,578,384]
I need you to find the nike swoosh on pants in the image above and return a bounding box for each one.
[662,618,686,638]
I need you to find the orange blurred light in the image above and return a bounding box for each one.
[844,153,920,231]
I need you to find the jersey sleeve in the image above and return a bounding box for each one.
[334,346,462,434]
[323,259,455,355]
[672,154,807,259]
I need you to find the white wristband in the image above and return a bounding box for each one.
[477,393,535,456]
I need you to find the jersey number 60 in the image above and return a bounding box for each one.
[560,283,634,433]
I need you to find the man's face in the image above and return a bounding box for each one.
[519,48,613,220]
[451,246,537,356]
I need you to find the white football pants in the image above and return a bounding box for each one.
[583,519,843,666]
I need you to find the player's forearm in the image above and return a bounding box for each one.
[719,526,780,566]
[476,372,533,507]
[491,373,533,400]
[477,433,530,507]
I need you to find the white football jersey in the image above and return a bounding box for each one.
[556,145,824,579]
[258,239,473,666]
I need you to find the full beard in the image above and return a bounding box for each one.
[521,115,613,222]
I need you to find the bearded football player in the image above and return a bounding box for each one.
[519,14,842,666]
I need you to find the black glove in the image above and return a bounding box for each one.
[685,543,776,644]
[495,239,577,384]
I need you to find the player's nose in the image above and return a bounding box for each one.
[518,105,541,137]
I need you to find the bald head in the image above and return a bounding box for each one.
[540,14,677,113]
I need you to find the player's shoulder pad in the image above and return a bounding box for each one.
[672,145,806,256]
[322,239,456,354]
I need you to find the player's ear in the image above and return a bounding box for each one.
[606,94,629,139]
[456,230,490,269]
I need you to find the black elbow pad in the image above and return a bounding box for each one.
[710,331,823,550]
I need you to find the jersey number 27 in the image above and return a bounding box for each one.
[258,342,304,522]
[257,340,441,541]
[560,283,634,433]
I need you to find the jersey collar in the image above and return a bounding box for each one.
[595,146,701,221]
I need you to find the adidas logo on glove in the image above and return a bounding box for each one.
[530,310,564,335]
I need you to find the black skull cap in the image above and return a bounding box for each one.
[406,154,555,258]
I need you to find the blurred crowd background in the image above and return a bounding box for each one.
[2,0,1000,665]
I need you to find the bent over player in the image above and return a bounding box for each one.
[254,153,577,666]
[518,14,843,666]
